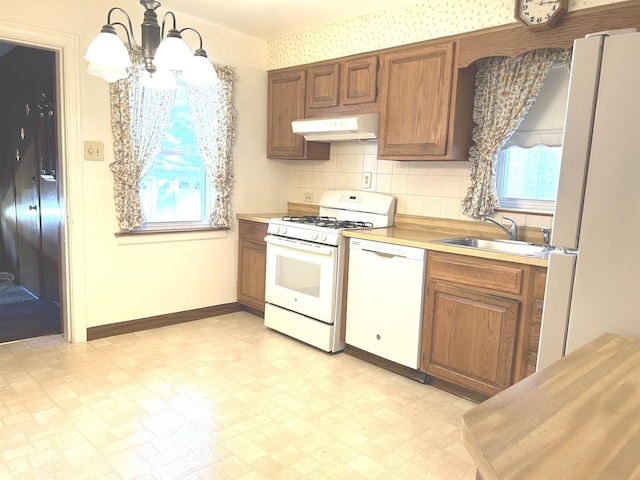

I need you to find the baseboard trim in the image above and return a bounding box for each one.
[238,304,265,318]
[344,344,423,382]
[86,302,243,341]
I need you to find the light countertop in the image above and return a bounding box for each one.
[462,333,640,480]
[236,213,549,267]
[236,213,281,223]
[342,228,549,267]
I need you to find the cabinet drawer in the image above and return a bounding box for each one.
[428,252,525,296]
[239,220,268,243]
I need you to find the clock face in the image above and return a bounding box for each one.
[519,0,563,26]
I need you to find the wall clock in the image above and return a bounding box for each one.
[515,0,568,32]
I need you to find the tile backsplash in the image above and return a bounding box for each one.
[288,141,552,229]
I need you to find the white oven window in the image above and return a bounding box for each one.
[276,256,321,297]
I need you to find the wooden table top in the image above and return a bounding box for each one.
[462,333,640,480]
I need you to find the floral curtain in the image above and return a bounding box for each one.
[461,48,572,217]
[185,65,237,227]
[109,52,176,230]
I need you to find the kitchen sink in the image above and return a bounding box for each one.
[436,237,551,256]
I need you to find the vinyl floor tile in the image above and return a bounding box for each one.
[0,311,477,479]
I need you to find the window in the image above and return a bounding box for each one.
[497,145,562,211]
[497,63,569,213]
[139,82,211,225]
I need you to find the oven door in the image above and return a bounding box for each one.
[264,235,338,324]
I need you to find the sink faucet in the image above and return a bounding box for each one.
[540,227,550,248]
[481,215,518,241]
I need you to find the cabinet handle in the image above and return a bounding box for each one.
[29,205,37,211]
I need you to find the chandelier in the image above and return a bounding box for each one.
[84,0,217,86]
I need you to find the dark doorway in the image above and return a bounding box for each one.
[0,43,62,343]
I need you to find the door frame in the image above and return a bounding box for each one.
[0,20,87,342]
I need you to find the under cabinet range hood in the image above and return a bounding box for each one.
[291,113,378,142]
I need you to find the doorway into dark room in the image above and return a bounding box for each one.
[0,43,62,343]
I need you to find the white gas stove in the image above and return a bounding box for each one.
[264,190,396,352]
[267,190,396,245]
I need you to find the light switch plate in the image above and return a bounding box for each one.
[84,141,104,161]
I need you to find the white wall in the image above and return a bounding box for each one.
[1,0,289,339]
[269,0,627,230]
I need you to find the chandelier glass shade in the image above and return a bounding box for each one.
[85,0,217,86]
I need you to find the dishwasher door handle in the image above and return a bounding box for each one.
[360,248,405,259]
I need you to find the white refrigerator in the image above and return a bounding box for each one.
[537,29,640,370]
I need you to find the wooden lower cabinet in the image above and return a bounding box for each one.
[523,267,547,377]
[237,219,268,313]
[425,282,519,396]
[421,251,546,397]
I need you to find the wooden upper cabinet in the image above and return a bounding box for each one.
[267,69,330,160]
[305,55,379,117]
[306,63,340,109]
[341,56,378,105]
[378,42,475,160]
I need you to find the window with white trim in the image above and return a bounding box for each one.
[139,82,212,226]
[497,63,569,212]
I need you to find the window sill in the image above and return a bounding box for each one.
[115,225,229,245]
[496,207,554,217]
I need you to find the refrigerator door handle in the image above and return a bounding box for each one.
[536,251,577,371]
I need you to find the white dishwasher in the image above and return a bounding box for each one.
[345,238,426,368]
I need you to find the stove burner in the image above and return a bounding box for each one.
[282,215,335,224]
[317,219,374,229]
[281,215,373,230]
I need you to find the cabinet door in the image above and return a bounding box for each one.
[237,220,268,312]
[423,282,519,396]
[378,43,455,158]
[267,70,330,160]
[267,70,306,158]
[307,63,340,109]
[341,56,378,105]
[523,268,547,378]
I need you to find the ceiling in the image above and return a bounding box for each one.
[0,1,424,53]
[173,0,426,40]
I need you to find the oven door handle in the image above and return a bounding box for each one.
[265,235,335,256]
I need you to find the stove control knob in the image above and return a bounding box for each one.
[281,227,287,235]
[273,226,280,234]
[311,233,318,241]
[320,233,327,242]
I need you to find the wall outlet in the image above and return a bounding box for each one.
[303,192,313,203]
[84,141,104,161]
[362,171,372,189]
